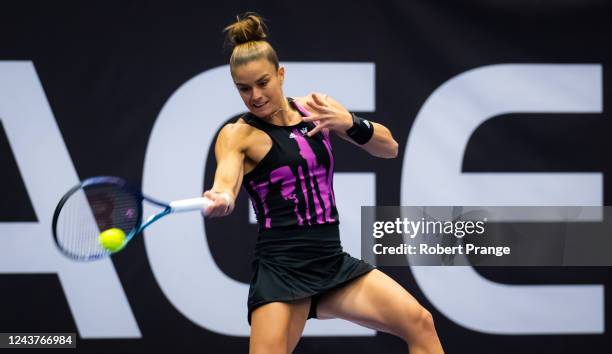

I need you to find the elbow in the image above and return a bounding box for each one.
[373,140,398,159]
[385,140,399,159]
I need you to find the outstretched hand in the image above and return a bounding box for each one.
[301,93,353,137]
[202,190,235,217]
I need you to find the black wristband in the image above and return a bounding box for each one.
[345,113,374,144]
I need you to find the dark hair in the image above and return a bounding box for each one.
[223,12,279,72]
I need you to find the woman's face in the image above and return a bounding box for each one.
[232,58,285,118]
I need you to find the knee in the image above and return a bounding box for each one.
[416,308,436,334]
[399,305,437,343]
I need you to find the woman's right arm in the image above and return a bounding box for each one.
[203,123,248,217]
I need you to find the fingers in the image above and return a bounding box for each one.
[306,99,326,113]
[311,92,328,106]
[301,113,321,122]
[202,193,215,217]
[202,190,233,217]
[307,123,324,137]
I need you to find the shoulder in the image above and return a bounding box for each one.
[217,118,256,148]
[292,94,318,110]
[292,95,309,108]
[217,116,271,151]
[219,119,251,137]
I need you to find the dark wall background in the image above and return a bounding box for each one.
[1,1,611,353]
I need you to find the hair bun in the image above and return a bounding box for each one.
[224,12,268,46]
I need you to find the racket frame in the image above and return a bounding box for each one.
[52,176,210,261]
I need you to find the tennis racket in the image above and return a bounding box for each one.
[52,176,212,261]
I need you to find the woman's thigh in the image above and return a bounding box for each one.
[250,298,311,354]
[316,269,425,338]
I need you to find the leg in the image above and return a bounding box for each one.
[286,297,310,353]
[249,298,310,354]
[316,269,444,354]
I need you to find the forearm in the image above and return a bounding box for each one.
[204,160,243,217]
[359,122,398,158]
[336,120,399,159]
[205,123,248,217]
[210,161,243,201]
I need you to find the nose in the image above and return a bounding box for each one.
[251,87,263,101]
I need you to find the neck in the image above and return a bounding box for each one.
[265,97,300,125]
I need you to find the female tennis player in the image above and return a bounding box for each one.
[203,13,444,354]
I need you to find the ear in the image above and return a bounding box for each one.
[278,66,285,83]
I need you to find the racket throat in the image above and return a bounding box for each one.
[137,207,172,234]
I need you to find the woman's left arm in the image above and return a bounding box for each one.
[301,93,399,159]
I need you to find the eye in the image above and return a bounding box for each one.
[238,86,250,92]
[259,81,269,87]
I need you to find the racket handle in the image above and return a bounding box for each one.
[169,197,212,213]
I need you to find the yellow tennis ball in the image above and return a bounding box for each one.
[98,228,126,252]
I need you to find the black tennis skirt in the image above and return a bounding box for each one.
[247,223,375,325]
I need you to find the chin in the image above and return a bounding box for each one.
[249,109,267,118]
[250,106,275,118]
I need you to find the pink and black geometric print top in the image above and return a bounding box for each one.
[241,97,339,231]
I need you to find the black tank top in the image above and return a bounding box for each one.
[242,97,339,231]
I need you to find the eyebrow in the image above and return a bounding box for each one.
[235,74,270,86]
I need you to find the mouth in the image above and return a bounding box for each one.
[252,101,268,109]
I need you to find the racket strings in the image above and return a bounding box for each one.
[54,184,141,260]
